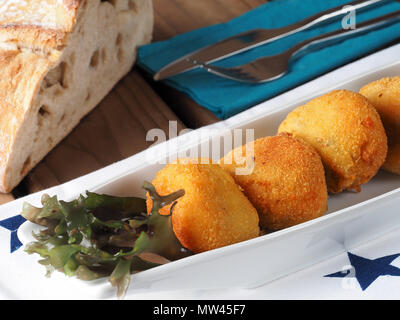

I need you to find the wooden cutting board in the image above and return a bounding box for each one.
[6,0,265,202]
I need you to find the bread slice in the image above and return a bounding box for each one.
[0,0,153,192]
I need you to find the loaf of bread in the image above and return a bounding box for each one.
[0,0,153,192]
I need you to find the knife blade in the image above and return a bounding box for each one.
[153,0,389,81]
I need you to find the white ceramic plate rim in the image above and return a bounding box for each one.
[13,43,400,288]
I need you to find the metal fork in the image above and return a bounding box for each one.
[193,10,400,83]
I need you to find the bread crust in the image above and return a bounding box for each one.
[0,0,153,192]
[0,0,82,49]
[0,26,68,50]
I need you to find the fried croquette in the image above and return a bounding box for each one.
[220,133,328,231]
[278,90,388,193]
[360,77,400,174]
[146,159,260,253]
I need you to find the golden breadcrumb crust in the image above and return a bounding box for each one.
[220,133,328,231]
[278,90,388,193]
[360,77,400,174]
[146,160,260,253]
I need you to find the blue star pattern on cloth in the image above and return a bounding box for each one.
[0,215,26,253]
[325,252,400,290]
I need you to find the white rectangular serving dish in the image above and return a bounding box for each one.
[3,44,400,299]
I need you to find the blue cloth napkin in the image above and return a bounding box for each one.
[138,0,400,119]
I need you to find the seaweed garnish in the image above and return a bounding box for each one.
[22,181,191,298]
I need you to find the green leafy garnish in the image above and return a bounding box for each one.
[22,182,191,298]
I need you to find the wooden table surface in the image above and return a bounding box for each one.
[4,0,397,204]
[6,0,264,204]
[149,0,266,128]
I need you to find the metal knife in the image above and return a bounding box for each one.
[154,0,390,81]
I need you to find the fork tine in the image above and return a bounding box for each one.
[189,9,400,83]
[189,58,253,82]
[202,63,261,83]
[234,66,261,82]
[189,57,263,83]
